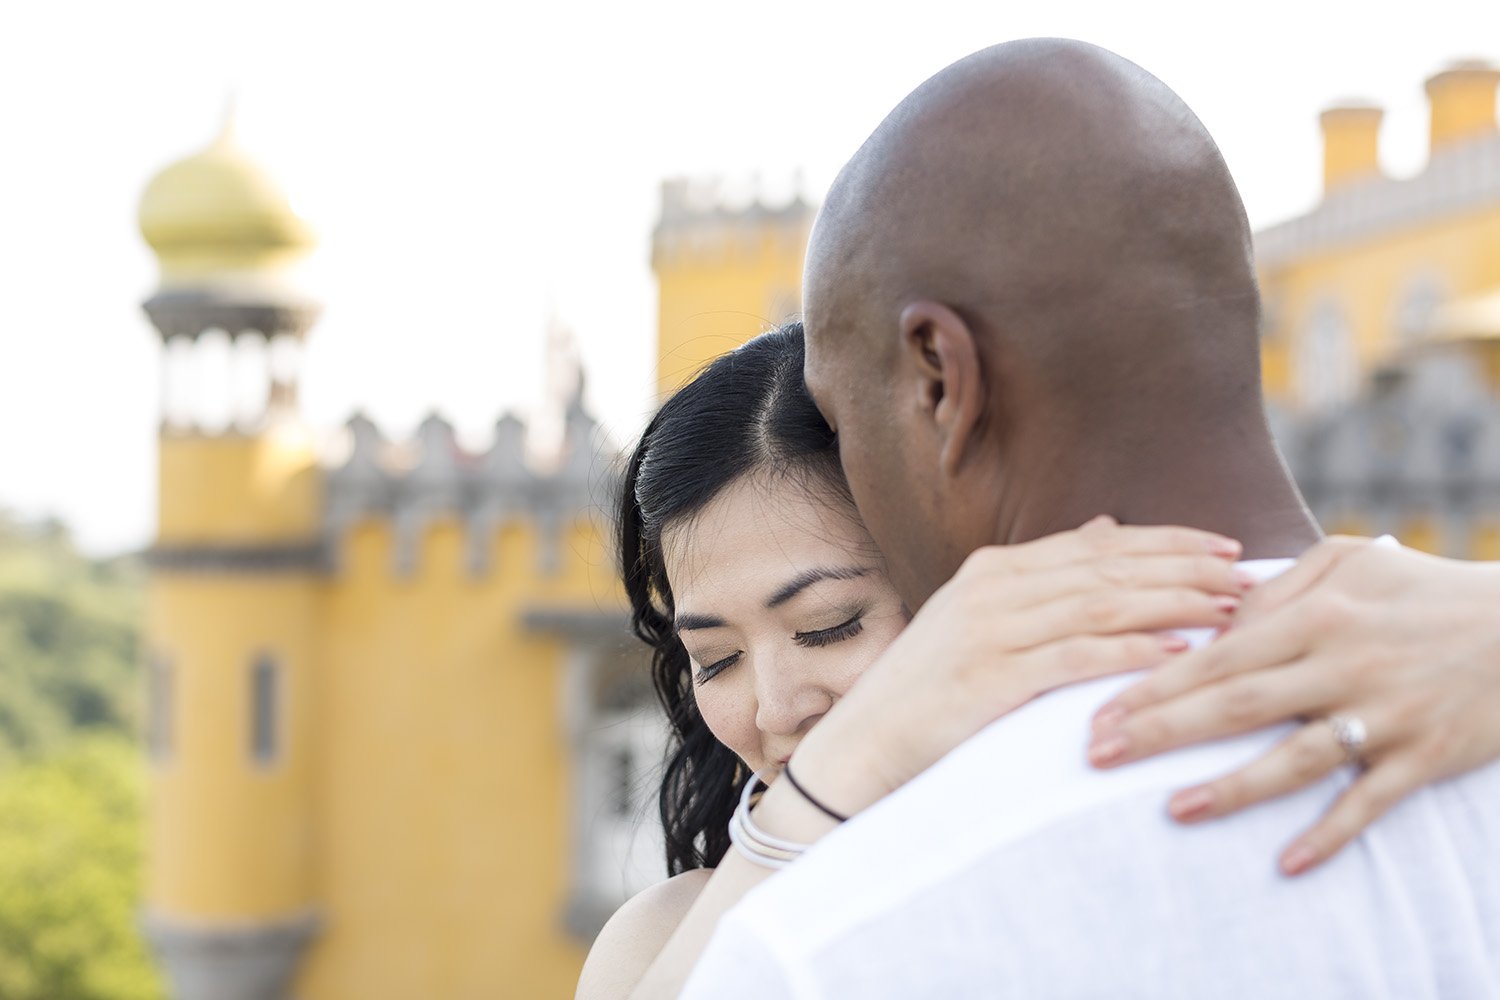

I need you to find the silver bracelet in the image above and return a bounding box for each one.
[728,772,812,870]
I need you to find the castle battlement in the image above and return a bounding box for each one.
[652,175,815,268]
[323,395,618,578]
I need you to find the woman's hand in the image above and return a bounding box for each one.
[1086,537,1500,875]
[787,515,1251,816]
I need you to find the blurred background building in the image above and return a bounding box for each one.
[130,57,1496,1000]
[133,121,811,999]
[1263,62,1500,557]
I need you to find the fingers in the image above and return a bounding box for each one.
[1007,585,1240,651]
[965,516,1241,579]
[1236,535,1371,620]
[1158,721,1348,824]
[1016,631,1191,695]
[982,554,1254,615]
[1092,597,1325,723]
[1087,664,1336,768]
[1279,757,1422,875]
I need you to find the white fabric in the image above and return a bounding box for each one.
[683,555,1500,999]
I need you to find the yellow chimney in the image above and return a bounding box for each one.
[1319,102,1383,193]
[1425,61,1500,153]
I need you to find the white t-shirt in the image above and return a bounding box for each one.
[683,557,1500,998]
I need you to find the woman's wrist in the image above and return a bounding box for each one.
[781,710,908,818]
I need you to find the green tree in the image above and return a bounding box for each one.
[0,511,161,998]
[0,736,163,1000]
[0,511,144,760]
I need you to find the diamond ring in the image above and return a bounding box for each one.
[1327,714,1369,766]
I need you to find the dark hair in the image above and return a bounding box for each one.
[618,322,850,875]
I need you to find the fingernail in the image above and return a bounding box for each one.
[1281,844,1318,876]
[1215,596,1241,615]
[1161,635,1189,654]
[1092,704,1127,732]
[1169,787,1214,821]
[1208,537,1242,558]
[1232,568,1259,592]
[1089,736,1128,766]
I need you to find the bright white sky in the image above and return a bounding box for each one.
[2,0,1497,555]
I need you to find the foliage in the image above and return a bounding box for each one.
[0,511,162,998]
[0,511,145,761]
[0,736,163,1000]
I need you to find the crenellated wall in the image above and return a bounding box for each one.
[323,394,612,577]
[298,394,633,1000]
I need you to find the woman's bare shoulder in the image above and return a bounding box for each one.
[575,868,714,999]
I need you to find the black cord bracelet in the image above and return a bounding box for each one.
[782,763,850,823]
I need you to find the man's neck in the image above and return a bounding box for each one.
[996,421,1321,560]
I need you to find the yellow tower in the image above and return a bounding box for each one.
[651,178,815,396]
[137,117,323,996]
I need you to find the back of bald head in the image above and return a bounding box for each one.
[806,38,1264,429]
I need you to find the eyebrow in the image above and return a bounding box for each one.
[766,566,872,609]
[672,565,875,633]
[674,611,727,632]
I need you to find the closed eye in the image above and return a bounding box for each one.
[793,614,864,649]
[694,651,742,685]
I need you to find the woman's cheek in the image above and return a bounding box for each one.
[695,682,758,764]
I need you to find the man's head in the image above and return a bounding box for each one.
[803,38,1268,607]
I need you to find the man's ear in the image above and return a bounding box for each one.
[898,300,986,478]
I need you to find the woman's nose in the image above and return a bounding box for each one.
[753,652,832,737]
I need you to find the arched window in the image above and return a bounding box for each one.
[250,654,280,766]
[148,654,172,762]
[1394,274,1446,346]
[1297,299,1359,413]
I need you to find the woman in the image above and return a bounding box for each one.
[578,324,1500,999]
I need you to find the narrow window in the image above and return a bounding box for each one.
[250,655,280,765]
[609,747,635,818]
[148,655,172,762]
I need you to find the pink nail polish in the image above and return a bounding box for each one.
[1208,537,1242,558]
[1215,596,1241,615]
[1161,635,1189,653]
[1093,705,1127,732]
[1169,788,1214,821]
[1089,736,1128,766]
[1281,844,1317,876]
[1233,569,1258,592]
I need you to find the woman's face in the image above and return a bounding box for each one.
[661,472,907,778]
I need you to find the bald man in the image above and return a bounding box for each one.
[682,40,1500,998]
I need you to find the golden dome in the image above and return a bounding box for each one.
[138,120,314,283]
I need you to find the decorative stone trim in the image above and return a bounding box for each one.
[323,397,618,578]
[143,288,321,341]
[522,606,630,642]
[1256,134,1500,269]
[148,543,325,574]
[141,908,320,1000]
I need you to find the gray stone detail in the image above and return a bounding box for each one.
[143,287,322,341]
[142,909,320,1000]
[1256,133,1500,269]
[323,389,617,578]
[562,891,620,943]
[1276,349,1500,555]
[148,543,325,574]
[651,176,816,267]
[522,606,630,642]
[391,413,467,575]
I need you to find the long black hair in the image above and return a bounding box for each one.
[618,322,851,875]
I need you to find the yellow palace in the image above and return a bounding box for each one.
[136,61,1500,999]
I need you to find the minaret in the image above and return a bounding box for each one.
[136,115,322,1000]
